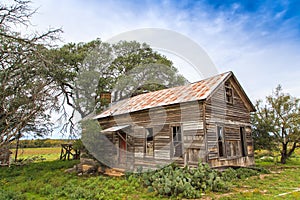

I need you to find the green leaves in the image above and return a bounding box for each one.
[59,39,189,119]
[0,1,66,146]
[252,85,300,163]
[141,161,229,198]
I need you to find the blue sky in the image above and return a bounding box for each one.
[27,0,300,138]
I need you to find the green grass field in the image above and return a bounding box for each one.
[1,147,300,199]
[212,149,300,200]
[10,147,61,162]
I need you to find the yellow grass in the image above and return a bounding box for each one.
[10,147,61,161]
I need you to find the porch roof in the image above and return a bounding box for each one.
[101,125,130,133]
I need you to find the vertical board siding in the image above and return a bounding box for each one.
[205,78,254,167]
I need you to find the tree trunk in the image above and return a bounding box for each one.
[280,142,288,164]
[280,142,297,164]
[280,153,288,164]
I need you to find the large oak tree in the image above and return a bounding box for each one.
[56,40,188,120]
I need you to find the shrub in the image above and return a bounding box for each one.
[141,162,229,199]
[0,189,26,200]
[221,166,270,182]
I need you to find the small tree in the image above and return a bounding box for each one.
[252,85,300,164]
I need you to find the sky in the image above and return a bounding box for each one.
[23,0,300,138]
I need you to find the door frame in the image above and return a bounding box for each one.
[118,131,127,165]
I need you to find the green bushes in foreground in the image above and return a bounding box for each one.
[143,163,227,198]
[222,166,269,182]
[0,160,270,199]
[0,189,25,200]
[131,162,269,199]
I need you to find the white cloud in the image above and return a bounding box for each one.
[29,0,300,94]
[26,0,300,138]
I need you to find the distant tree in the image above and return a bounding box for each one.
[252,85,300,164]
[0,1,74,147]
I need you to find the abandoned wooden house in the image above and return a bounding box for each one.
[93,71,256,170]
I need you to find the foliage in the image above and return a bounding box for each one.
[72,139,84,151]
[219,156,300,200]
[52,39,110,120]
[137,162,270,199]
[0,154,299,199]
[56,39,188,122]
[141,162,229,199]
[252,85,300,164]
[0,189,25,200]
[0,160,160,200]
[221,167,269,182]
[0,1,75,147]
[109,41,187,102]
[9,139,72,148]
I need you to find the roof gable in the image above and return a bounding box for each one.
[94,71,233,119]
[224,73,256,112]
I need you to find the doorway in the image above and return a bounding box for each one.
[118,132,127,165]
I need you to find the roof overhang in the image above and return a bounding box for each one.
[101,125,130,133]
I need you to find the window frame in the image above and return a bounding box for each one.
[225,83,234,104]
[217,125,226,158]
[240,127,248,157]
[171,125,183,158]
[144,128,154,157]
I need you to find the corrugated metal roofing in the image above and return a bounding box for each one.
[94,71,231,119]
[101,125,130,133]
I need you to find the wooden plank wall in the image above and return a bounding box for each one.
[97,77,255,169]
[205,78,254,167]
[97,101,206,170]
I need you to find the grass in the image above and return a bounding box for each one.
[208,149,300,200]
[1,147,300,199]
[211,166,300,200]
[0,160,162,200]
[10,147,61,162]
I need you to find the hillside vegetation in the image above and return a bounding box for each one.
[0,148,300,199]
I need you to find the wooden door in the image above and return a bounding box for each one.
[119,132,127,165]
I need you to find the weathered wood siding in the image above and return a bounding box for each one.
[205,77,254,167]
[97,101,206,170]
[95,73,255,170]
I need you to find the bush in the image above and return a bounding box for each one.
[0,189,26,200]
[141,162,229,199]
[221,166,270,182]
[139,163,270,198]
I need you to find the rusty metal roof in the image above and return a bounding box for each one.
[94,71,231,119]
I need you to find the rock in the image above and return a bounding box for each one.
[82,164,96,173]
[80,158,99,166]
[64,153,104,175]
[76,163,83,172]
[64,166,76,173]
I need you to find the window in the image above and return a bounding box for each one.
[217,126,226,157]
[225,83,233,104]
[172,126,183,157]
[240,127,248,157]
[145,128,154,156]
